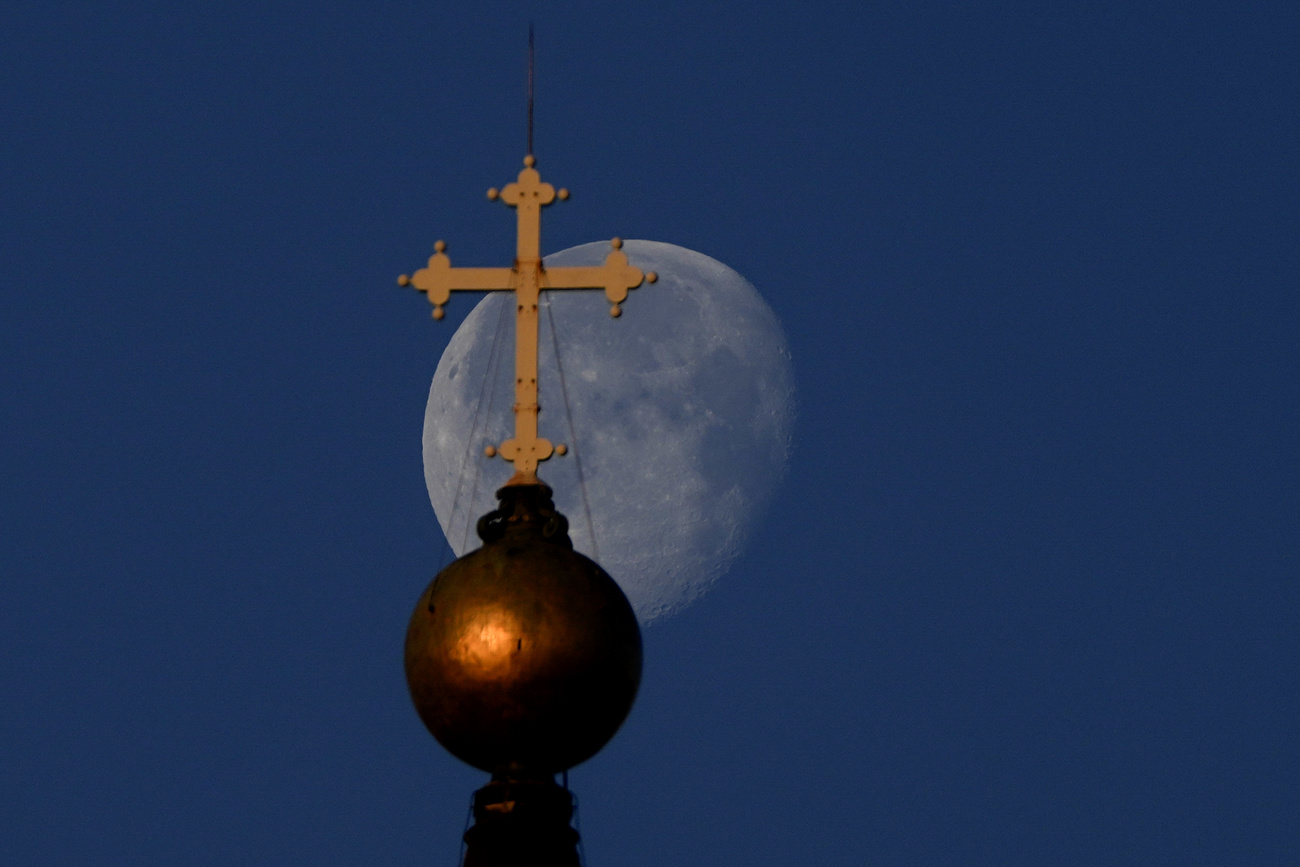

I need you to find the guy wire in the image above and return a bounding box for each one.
[444,292,510,565]
[543,292,600,563]
[459,292,512,555]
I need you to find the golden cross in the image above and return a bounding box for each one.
[399,155,657,487]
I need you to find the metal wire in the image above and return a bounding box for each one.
[543,291,600,563]
[443,293,510,565]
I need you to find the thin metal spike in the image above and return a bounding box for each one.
[527,23,535,156]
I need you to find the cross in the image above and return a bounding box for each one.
[399,155,656,487]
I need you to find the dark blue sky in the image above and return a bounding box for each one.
[3,2,1298,864]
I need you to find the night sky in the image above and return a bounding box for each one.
[3,2,1298,864]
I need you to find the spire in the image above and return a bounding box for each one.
[394,41,647,864]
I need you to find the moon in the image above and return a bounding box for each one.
[423,240,795,623]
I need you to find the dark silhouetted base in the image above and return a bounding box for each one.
[462,777,580,867]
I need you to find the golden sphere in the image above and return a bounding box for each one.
[404,484,641,776]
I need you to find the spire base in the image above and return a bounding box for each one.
[463,775,580,867]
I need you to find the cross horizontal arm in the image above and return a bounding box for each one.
[399,244,514,319]
[541,245,653,313]
[413,264,515,296]
[544,264,641,296]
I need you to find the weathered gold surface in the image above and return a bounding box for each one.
[398,157,654,485]
[404,485,642,775]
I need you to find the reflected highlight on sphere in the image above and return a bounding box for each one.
[405,486,642,775]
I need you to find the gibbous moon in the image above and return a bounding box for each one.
[423,240,795,623]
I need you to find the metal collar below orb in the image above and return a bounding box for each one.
[398,155,658,486]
